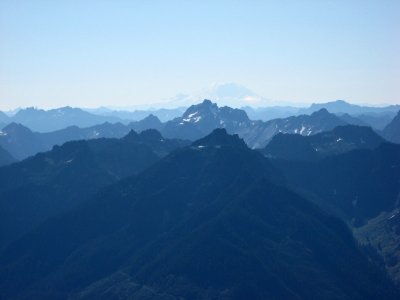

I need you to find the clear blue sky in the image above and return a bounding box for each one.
[0,0,399,110]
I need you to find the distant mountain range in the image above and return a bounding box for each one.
[131,100,351,148]
[2,100,398,161]
[262,125,386,161]
[0,129,397,299]
[2,98,398,133]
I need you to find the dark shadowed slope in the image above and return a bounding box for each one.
[272,143,400,223]
[271,142,400,285]
[0,130,188,248]
[0,129,397,300]
[263,125,385,161]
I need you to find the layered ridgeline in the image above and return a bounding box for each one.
[262,125,386,161]
[0,106,184,132]
[0,129,398,299]
[1,100,352,161]
[383,110,400,144]
[2,99,397,131]
[0,130,188,249]
[0,116,164,160]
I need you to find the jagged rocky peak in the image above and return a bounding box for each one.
[181,99,250,124]
[182,99,218,119]
[192,128,247,148]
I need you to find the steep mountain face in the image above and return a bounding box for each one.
[161,99,251,140]
[239,108,347,148]
[0,130,187,248]
[0,145,16,167]
[11,107,124,132]
[263,125,386,161]
[353,211,400,286]
[383,111,400,143]
[0,130,398,300]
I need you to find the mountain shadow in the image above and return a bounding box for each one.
[0,129,398,300]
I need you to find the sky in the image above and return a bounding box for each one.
[0,0,399,110]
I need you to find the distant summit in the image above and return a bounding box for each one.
[162,99,251,140]
[160,83,269,108]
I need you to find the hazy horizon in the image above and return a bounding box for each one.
[1,1,399,110]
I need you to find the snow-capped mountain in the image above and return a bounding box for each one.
[159,83,270,108]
